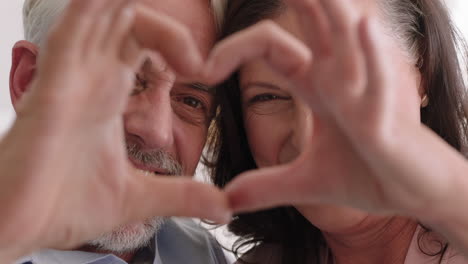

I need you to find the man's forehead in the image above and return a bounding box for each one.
[137,0,216,56]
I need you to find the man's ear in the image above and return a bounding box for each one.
[10,40,39,112]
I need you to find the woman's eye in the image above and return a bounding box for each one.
[249,94,290,104]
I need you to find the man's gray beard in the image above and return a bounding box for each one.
[87,142,183,254]
[87,218,165,254]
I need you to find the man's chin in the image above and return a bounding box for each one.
[87,217,165,254]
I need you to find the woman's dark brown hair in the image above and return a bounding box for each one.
[205,0,468,263]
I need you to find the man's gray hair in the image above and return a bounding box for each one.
[23,0,227,45]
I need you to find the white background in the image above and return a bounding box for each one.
[0,0,468,257]
[0,1,23,132]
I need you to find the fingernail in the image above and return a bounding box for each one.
[216,211,233,225]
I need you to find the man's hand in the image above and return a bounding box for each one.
[0,0,230,260]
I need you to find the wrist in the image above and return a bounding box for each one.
[414,161,468,238]
[0,118,65,256]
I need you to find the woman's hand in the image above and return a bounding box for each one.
[0,0,230,260]
[203,0,468,223]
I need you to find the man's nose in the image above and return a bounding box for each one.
[124,90,174,149]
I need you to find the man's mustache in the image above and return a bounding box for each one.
[126,142,183,176]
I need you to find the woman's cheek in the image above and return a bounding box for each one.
[244,111,291,168]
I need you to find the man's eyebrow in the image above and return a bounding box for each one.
[186,82,215,94]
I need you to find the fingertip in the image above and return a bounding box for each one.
[198,67,226,87]
[225,180,258,213]
[227,195,250,214]
[285,44,313,79]
[174,52,204,79]
[211,210,233,225]
[179,180,232,224]
[227,191,265,215]
[192,188,232,224]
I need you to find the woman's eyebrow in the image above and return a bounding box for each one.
[180,82,215,96]
[242,81,282,91]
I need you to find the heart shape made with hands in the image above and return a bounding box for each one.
[11,0,441,255]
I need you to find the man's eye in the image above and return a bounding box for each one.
[172,95,211,126]
[182,96,204,109]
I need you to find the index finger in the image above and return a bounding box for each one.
[319,0,360,34]
[284,0,332,55]
[201,20,312,85]
[133,4,204,78]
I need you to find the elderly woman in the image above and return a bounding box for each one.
[204,0,468,263]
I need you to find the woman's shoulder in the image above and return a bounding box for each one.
[405,227,468,264]
[444,247,468,264]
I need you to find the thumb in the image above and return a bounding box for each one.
[225,154,315,213]
[123,176,232,224]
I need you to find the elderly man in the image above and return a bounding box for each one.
[2,0,231,263]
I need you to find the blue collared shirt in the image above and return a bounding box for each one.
[15,218,230,264]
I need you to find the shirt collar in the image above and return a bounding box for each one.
[28,249,128,264]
